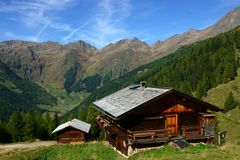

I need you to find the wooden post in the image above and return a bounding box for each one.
[218,131,227,145]
[182,128,186,138]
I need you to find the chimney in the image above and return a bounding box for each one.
[140,81,146,88]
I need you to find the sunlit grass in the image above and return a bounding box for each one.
[1,142,240,160]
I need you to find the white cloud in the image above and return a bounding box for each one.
[35,22,50,41]
[62,17,94,43]
[1,0,152,47]
[0,0,76,41]
[62,0,132,48]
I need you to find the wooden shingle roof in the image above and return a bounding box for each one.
[93,86,222,120]
[93,87,171,119]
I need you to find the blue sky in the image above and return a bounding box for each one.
[0,0,240,48]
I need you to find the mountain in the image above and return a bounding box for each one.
[0,40,97,88]
[0,60,57,120]
[86,7,240,81]
[64,25,240,119]
[86,38,152,79]
[0,7,240,90]
[0,7,240,94]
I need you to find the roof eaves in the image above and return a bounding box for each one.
[93,103,119,121]
[171,89,223,112]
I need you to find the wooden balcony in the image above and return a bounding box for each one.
[127,129,171,144]
[127,126,210,145]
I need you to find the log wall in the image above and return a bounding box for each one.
[58,127,85,143]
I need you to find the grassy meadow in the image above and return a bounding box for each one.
[0,142,240,160]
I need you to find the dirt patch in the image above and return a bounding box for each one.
[0,141,57,154]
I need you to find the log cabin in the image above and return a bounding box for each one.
[93,83,222,156]
[52,119,91,143]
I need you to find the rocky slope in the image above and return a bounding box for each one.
[0,40,97,87]
[86,38,152,79]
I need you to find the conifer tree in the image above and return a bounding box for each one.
[85,105,101,140]
[78,107,86,121]
[44,112,51,139]
[223,63,236,83]
[48,112,59,139]
[7,111,24,142]
[196,80,208,99]
[179,81,192,96]
[0,118,9,143]
[224,92,238,113]
[22,112,35,141]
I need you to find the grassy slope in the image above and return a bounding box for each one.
[216,108,240,145]
[0,142,240,160]
[203,69,240,144]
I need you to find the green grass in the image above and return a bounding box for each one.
[0,142,121,160]
[130,144,216,160]
[203,69,240,145]
[216,108,240,145]
[1,142,240,160]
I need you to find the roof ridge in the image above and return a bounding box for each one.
[52,118,91,134]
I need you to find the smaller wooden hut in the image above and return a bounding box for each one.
[52,119,91,143]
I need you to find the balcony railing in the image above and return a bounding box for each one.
[127,126,206,144]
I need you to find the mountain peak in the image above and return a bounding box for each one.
[212,6,240,33]
[65,40,97,52]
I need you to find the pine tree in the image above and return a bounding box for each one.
[78,107,86,121]
[224,92,238,113]
[48,112,59,140]
[179,81,192,96]
[223,63,236,83]
[31,111,47,140]
[85,105,101,140]
[43,112,51,139]
[22,112,35,141]
[7,111,24,142]
[53,112,59,128]
[0,118,9,143]
[196,80,208,99]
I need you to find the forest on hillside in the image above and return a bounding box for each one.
[65,26,240,119]
[145,29,240,98]
[0,61,57,120]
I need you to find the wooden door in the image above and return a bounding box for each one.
[165,114,178,136]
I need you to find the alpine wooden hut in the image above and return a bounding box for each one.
[93,83,222,156]
[52,119,91,143]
